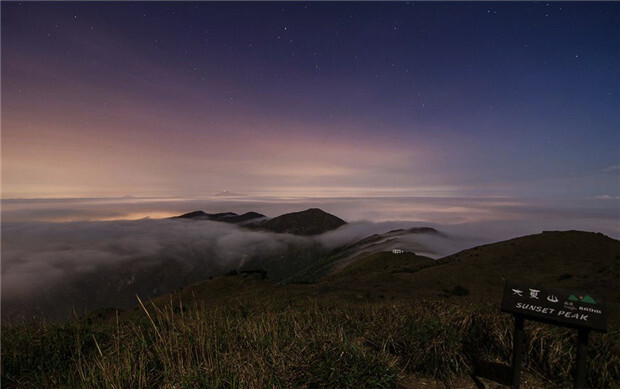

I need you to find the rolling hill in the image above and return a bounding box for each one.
[259,208,347,235]
[137,229,619,322]
[319,230,620,307]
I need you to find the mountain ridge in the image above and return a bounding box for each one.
[173,208,347,236]
[173,210,266,224]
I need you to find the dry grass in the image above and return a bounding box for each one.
[2,298,619,388]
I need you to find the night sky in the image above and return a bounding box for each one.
[2,1,619,200]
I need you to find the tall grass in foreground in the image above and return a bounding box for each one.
[2,299,619,388]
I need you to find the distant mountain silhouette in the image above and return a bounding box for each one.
[174,208,347,236]
[174,210,265,224]
[259,208,347,236]
[223,212,267,224]
[175,210,211,219]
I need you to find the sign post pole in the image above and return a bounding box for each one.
[511,315,525,389]
[574,328,589,389]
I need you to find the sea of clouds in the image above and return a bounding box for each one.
[2,196,618,321]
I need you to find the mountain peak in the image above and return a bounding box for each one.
[175,210,211,219]
[260,208,346,235]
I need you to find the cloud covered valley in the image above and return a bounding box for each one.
[2,216,462,321]
[3,195,618,321]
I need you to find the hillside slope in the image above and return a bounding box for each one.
[427,230,620,301]
[321,230,619,303]
[140,230,619,318]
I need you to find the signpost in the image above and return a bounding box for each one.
[501,282,607,389]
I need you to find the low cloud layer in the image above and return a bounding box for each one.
[2,217,452,321]
[2,218,312,320]
[2,220,310,316]
[2,196,618,321]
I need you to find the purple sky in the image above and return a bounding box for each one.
[2,2,619,202]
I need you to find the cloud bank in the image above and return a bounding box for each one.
[2,218,310,320]
[2,216,450,321]
[2,195,618,321]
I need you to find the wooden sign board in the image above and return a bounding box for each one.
[501,282,607,332]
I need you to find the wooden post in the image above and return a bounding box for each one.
[511,315,525,389]
[574,329,589,389]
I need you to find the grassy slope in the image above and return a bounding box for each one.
[309,231,620,310]
[436,230,619,297]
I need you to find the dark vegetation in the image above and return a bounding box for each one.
[2,229,619,388]
[3,298,619,388]
[442,284,470,297]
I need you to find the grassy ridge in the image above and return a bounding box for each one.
[3,298,619,388]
